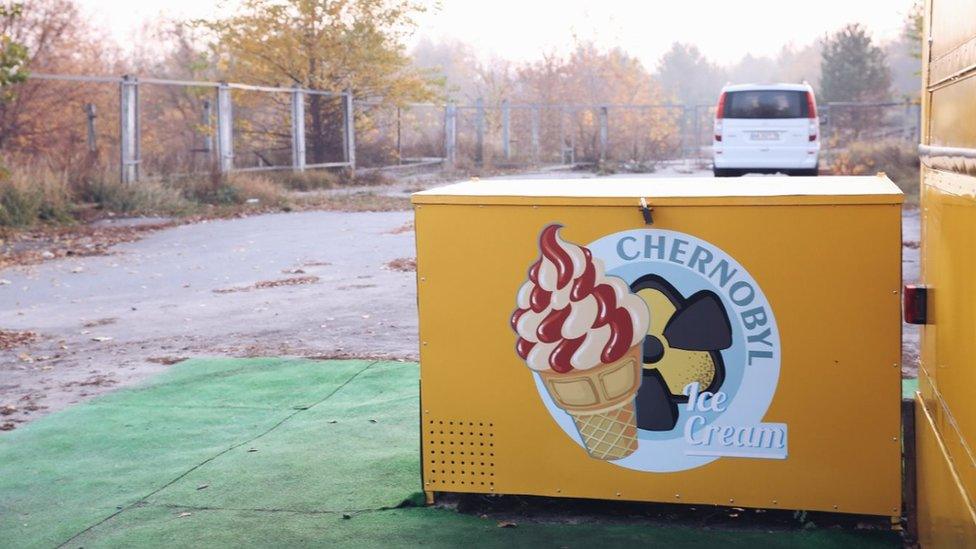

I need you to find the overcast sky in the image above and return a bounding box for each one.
[78,0,916,66]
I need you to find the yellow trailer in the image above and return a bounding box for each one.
[913,0,976,545]
[414,175,902,517]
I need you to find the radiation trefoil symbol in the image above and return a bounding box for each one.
[631,275,731,432]
[512,224,786,472]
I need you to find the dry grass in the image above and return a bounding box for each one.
[296,191,411,212]
[0,163,73,227]
[827,140,920,202]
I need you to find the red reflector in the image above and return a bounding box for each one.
[715,134,722,142]
[904,284,928,324]
[808,134,817,142]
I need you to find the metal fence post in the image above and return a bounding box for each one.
[475,97,485,166]
[531,106,540,164]
[502,99,511,161]
[599,106,608,163]
[216,82,234,173]
[559,105,567,164]
[343,90,356,171]
[396,106,402,165]
[290,85,306,172]
[84,103,97,154]
[444,102,457,168]
[119,75,140,183]
[201,99,213,157]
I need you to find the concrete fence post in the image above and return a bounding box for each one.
[531,105,540,164]
[216,82,234,173]
[502,99,511,161]
[343,90,356,171]
[599,106,609,163]
[119,75,140,184]
[444,102,457,168]
[290,86,306,172]
[475,97,485,167]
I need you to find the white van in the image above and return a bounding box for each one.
[712,83,820,177]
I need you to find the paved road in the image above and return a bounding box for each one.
[0,168,921,426]
[1,211,416,424]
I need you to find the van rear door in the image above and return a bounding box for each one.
[720,90,812,167]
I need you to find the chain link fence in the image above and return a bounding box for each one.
[8,74,921,180]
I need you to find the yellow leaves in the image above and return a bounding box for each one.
[196,0,435,103]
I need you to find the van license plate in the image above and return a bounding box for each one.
[751,131,780,141]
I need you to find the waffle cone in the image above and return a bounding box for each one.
[539,345,642,460]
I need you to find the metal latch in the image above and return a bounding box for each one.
[638,197,653,225]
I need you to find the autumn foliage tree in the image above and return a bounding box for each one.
[820,23,892,141]
[197,0,438,164]
[514,41,680,163]
[0,0,116,168]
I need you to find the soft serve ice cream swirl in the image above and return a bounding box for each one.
[511,224,649,373]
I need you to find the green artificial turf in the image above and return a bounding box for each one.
[0,358,902,548]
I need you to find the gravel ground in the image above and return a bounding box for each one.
[0,167,921,428]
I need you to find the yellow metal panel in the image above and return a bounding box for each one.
[930,75,976,149]
[915,393,976,548]
[416,198,902,516]
[918,167,976,508]
[929,0,976,65]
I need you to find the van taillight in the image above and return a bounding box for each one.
[807,91,818,141]
[714,92,726,141]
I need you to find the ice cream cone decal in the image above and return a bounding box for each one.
[511,224,649,460]
[630,275,732,432]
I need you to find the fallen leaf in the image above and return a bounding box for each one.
[497,521,517,528]
[178,512,192,518]
[90,336,113,342]
[197,484,209,491]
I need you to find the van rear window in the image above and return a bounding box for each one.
[723,90,809,119]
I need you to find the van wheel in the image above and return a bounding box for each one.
[713,168,738,177]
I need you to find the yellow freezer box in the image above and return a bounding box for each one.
[412,175,903,517]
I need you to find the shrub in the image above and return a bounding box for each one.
[84,179,192,215]
[276,170,340,191]
[828,139,920,200]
